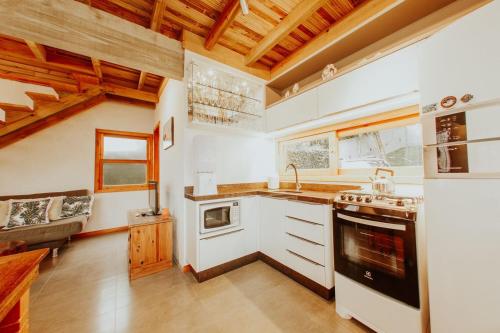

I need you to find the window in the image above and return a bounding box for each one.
[278,107,423,182]
[339,124,423,169]
[279,132,337,176]
[95,129,153,193]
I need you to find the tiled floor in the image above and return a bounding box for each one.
[30,232,372,333]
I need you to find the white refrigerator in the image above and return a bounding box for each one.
[419,2,500,332]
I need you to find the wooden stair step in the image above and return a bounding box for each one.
[25,91,60,109]
[0,103,35,125]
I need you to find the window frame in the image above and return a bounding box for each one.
[277,106,422,183]
[94,129,154,193]
[278,132,338,177]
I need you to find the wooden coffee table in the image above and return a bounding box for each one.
[0,241,27,257]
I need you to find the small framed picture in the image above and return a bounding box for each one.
[162,117,174,150]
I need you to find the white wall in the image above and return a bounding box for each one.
[0,100,155,232]
[155,52,276,266]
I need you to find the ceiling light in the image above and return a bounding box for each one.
[240,0,249,15]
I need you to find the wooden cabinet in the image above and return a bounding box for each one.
[266,88,318,131]
[128,211,173,280]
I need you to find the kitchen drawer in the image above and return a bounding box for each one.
[286,201,325,225]
[285,233,325,265]
[285,216,325,245]
[286,249,326,286]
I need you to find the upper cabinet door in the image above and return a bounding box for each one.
[419,1,500,107]
[318,45,419,118]
[266,88,318,132]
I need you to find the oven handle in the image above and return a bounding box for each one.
[337,213,406,231]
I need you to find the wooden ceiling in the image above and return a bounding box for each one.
[0,0,369,102]
[75,0,367,73]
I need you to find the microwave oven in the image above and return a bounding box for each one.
[199,200,241,234]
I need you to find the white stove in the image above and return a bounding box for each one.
[335,190,421,213]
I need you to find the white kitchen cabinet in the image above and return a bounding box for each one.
[259,196,287,263]
[318,45,418,118]
[419,1,500,106]
[266,88,318,131]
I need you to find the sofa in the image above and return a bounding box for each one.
[0,189,90,257]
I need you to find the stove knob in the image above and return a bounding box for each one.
[365,196,372,203]
[396,199,404,207]
[356,196,363,202]
[340,194,347,201]
[348,195,354,201]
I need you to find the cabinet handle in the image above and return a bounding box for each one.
[287,249,324,267]
[286,232,323,246]
[286,216,322,226]
[201,228,244,240]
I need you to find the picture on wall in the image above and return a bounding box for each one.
[162,117,174,150]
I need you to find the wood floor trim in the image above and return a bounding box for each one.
[190,252,260,282]
[188,252,334,299]
[73,226,128,240]
[258,252,334,300]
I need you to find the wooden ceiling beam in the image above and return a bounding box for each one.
[25,40,47,62]
[150,0,168,32]
[270,0,403,79]
[137,71,147,90]
[244,0,330,66]
[158,77,169,97]
[204,0,241,50]
[91,58,103,80]
[102,83,159,103]
[0,0,184,80]
[182,30,270,80]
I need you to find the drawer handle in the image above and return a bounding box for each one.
[200,228,244,240]
[288,199,322,205]
[287,249,324,267]
[286,216,322,226]
[286,232,323,246]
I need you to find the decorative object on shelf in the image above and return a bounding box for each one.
[187,62,263,131]
[422,103,438,114]
[162,117,174,150]
[284,89,290,98]
[440,96,457,109]
[461,93,474,103]
[292,83,300,94]
[321,64,338,81]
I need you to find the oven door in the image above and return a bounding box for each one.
[200,201,239,234]
[334,209,420,308]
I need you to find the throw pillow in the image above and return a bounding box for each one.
[5,198,53,229]
[0,200,9,228]
[60,196,94,218]
[48,196,66,221]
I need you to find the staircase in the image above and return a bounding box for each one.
[0,87,105,148]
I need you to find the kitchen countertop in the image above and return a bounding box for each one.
[184,182,360,205]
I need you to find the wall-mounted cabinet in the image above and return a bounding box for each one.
[265,45,419,132]
[418,1,500,107]
[317,46,418,118]
[266,88,318,131]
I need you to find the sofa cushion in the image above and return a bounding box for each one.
[5,198,53,229]
[60,196,94,218]
[0,201,8,228]
[0,215,87,245]
[48,196,66,221]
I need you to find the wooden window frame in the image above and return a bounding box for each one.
[95,129,154,193]
[278,105,422,182]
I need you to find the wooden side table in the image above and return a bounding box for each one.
[0,249,48,333]
[127,210,173,280]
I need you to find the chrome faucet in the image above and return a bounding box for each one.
[286,163,302,192]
